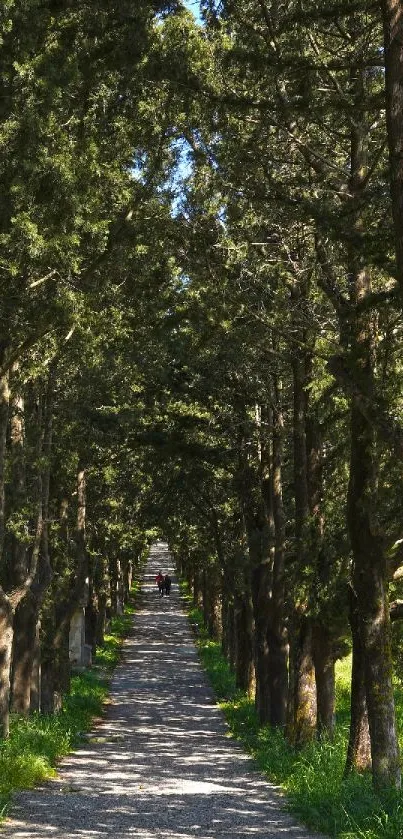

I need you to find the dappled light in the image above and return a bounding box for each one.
[3,545,322,839]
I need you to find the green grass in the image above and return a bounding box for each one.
[190,612,403,839]
[0,593,137,818]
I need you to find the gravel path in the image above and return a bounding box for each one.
[2,542,326,839]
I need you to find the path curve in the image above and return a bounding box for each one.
[2,543,326,838]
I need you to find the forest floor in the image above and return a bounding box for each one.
[1,542,325,839]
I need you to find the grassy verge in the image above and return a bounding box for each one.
[0,599,136,818]
[183,590,403,839]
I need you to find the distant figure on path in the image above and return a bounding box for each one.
[164,574,171,596]
[155,571,164,596]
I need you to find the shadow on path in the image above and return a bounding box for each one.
[2,542,326,839]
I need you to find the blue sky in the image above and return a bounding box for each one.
[182,0,203,23]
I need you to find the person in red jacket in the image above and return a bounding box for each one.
[155,571,164,596]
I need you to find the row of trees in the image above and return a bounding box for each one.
[154,0,403,795]
[0,0,187,736]
[1,0,403,799]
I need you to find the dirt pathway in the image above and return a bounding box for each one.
[2,542,326,838]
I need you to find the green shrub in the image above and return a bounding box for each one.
[0,588,136,818]
[192,632,403,839]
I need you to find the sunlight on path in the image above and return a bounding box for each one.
[2,543,326,838]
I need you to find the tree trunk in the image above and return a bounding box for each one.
[0,348,43,733]
[227,601,236,671]
[0,369,9,561]
[193,567,201,607]
[268,375,288,728]
[121,557,132,604]
[234,587,254,694]
[221,577,233,660]
[205,563,222,639]
[267,618,288,728]
[313,624,335,738]
[235,405,273,716]
[348,394,400,788]
[8,370,32,714]
[288,326,317,744]
[382,0,403,297]
[96,591,107,647]
[306,403,338,739]
[41,468,89,710]
[0,369,11,736]
[345,586,371,775]
[345,85,400,788]
[221,588,229,657]
[11,592,39,713]
[109,554,121,616]
[0,597,13,737]
[9,369,27,589]
[85,583,98,657]
[251,559,271,723]
[11,375,53,713]
[41,621,69,714]
[95,554,108,647]
[30,619,41,712]
[202,568,208,629]
[9,376,30,711]
[287,613,317,747]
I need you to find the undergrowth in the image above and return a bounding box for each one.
[185,594,403,839]
[0,594,136,818]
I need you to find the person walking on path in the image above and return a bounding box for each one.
[164,573,171,595]
[155,569,164,596]
[1,543,325,839]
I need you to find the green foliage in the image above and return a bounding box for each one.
[199,639,239,698]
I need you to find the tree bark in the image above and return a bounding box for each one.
[0,598,13,737]
[41,469,89,711]
[242,404,275,724]
[9,369,27,588]
[11,374,54,713]
[11,374,49,714]
[30,619,41,712]
[287,613,317,747]
[345,586,371,775]
[288,321,317,745]
[348,389,400,788]
[305,389,337,739]
[221,586,230,658]
[204,562,222,640]
[0,369,9,561]
[221,568,234,662]
[0,368,11,736]
[234,583,254,695]
[193,566,201,608]
[94,554,108,647]
[40,621,69,714]
[11,592,40,713]
[227,600,236,671]
[121,557,132,604]
[85,578,98,657]
[382,0,403,297]
[313,624,335,738]
[268,375,288,728]
[109,554,121,616]
[345,75,400,788]
[0,364,43,729]
[251,556,272,723]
